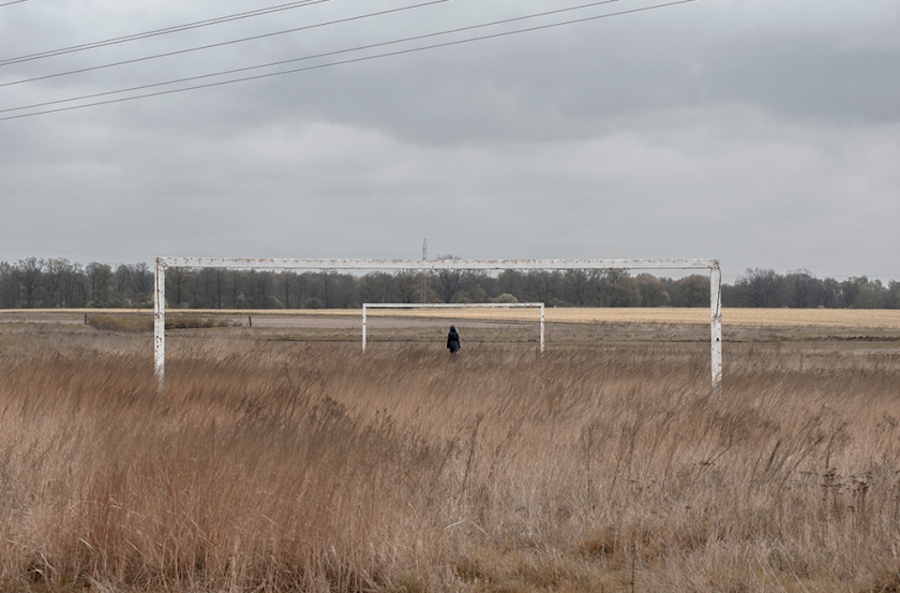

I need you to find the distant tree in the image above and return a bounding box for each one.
[563,269,597,306]
[720,282,741,307]
[14,257,44,308]
[277,271,300,308]
[248,270,274,309]
[496,270,524,300]
[431,255,463,303]
[822,277,841,308]
[333,273,358,308]
[522,270,557,304]
[43,258,72,308]
[490,293,518,304]
[598,269,640,307]
[888,281,900,309]
[298,272,320,307]
[195,268,223,308]
[166,267,193,308]
[463,271,493,299]
[217,269,233,308]
[131,262,153,306]
[880,281,896,309]
[86,262,113,307]
[318,270,337,308]
[291,273,308,309]
[304,297,324,309]
[112,264,129,304]
[460,284,487,303]
[0,262,18,308]
[359,272,399,304]
[840,276,867,308]
[635,273,670,307]
[784,269,822,308]
[63,263,89,307]
[671,275,709,307]
[736,268,784,307]
[853,278,885,309]
[395,270,426,303]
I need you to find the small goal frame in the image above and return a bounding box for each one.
[154,258,722,391]
[362,302,545,352]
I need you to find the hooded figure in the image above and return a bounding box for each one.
[447,325,460,358]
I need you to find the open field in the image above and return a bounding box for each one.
[1,314,900,592]
[4,307,900,329]
[3,308,900,347]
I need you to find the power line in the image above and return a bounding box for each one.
[0,0,30,7]
[3,0,629,114]
[0,0,451,89]
[1,0,695,121]
[0,0,328,67]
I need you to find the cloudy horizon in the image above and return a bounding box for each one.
[1,0,898,283]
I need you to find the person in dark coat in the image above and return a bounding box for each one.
[447,325,460,359]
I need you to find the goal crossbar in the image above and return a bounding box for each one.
[362,302,545,353]
[154,257,722,391]
[156,257,718,271]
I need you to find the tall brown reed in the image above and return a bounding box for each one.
[1,335,899,592]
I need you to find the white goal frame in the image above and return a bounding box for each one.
[362,302,545,353]
[154,258,722,390]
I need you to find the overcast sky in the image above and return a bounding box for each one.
[1,0,898,283]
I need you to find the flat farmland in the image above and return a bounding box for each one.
[3,307,900,345]
[6,306,900,327]
[365,306,900,329]
[1,309,899,592]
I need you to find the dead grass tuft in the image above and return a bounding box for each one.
[84,313,233,332]
[0,334,899,592]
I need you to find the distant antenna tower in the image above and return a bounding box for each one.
[421,239,427,304]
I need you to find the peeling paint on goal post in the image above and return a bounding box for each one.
[153,258,723,393]
[153,257,166,394]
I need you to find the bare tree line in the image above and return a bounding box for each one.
[1,257,898,309]
[724,267,899,309]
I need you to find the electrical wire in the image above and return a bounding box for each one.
[0,0,696,122]
[3,0,629,113]
[0,0,328,67]
[0,0,451,88]
[0,0,30,7]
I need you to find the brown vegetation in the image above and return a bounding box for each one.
[84,314,234,332]
[7,307,900,331]
[1,330,899,592]
[368,307,900,329]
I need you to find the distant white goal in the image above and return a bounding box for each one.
[362,302,545,353]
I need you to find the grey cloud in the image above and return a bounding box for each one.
[1,0,898,283]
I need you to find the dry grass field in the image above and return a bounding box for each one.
[5,307,900,329]
[4,307,900,345]
[362,307,900,330]
[1,310,899,592]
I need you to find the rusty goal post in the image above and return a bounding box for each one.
[154,258,722,391]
